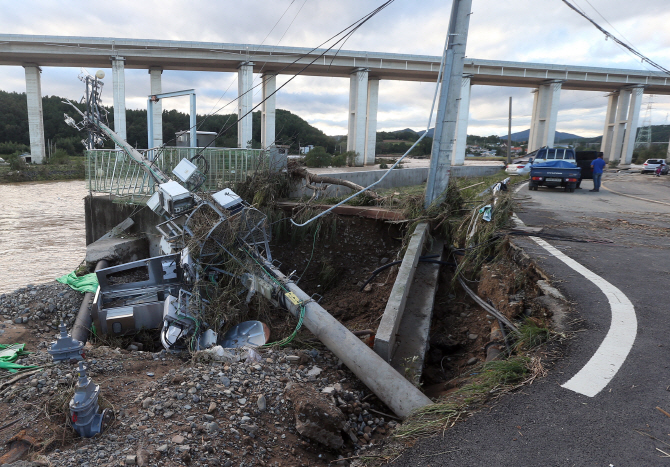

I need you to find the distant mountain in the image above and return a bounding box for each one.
[499,129,586,143]
[416,128,434,138]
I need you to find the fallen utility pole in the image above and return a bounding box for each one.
[424,0,473,209]
[265,261,433,418]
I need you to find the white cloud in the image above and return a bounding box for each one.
[1,0,669,139]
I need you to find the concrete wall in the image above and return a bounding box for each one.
[290,165,504,198]
[85,195,163,257]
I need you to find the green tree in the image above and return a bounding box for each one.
[304,146,332,168]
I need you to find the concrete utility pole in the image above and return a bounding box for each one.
[507,96,512,165]
[424,0,473,209]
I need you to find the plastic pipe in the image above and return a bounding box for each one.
[71,260,108,344]
[265,261,433,418]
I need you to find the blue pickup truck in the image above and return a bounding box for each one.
[529,160,581,193]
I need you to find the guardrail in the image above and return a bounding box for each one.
[86,147,270,198]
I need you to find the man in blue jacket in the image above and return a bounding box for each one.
[590,154,606,192]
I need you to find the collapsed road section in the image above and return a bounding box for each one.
[0,72,571,467]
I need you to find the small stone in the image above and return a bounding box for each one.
[380,257,389,264]
[163,411,174,419]
[208,402,217,414]
[257,394,267,411]
[467,357,478,365]
[286,355,300,363]
[238,397,247,405]
[156,444,168,453]
[172,434,185,444]
[142,397,153,409]
[127,344,139,351]
[306,366,322,377]
[146,372,155,377]
[125,454,137,465]
[467,334,478,340]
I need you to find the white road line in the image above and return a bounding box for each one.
[510,184,637,397]
[530,237,637,397]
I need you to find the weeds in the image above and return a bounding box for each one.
[317,259,340,292]
[514,319,551,351]
[396,356,529,440]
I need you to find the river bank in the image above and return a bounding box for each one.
[0,163,85,183]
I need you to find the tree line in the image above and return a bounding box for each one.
[0,90,339,156]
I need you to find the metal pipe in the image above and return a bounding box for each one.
[265,261,433,419]
[71,260,108,344]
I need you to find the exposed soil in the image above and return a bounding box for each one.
[422,242,548,398]
[0,212,560,467]
[270,215,404,333]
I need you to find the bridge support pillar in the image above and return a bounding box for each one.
[111,57,127,143]
[149,67,163,148]
[600,92,619,161]
[261,73,276,149]
[528,80,562,152]
[23,65,45,164]
[621,85,644,165]
[603,85,644,164]
[348,68,369,166]
[237,62,254,148]
[364,78,379,166]
[453,76,471,166]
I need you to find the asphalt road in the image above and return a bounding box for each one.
[393,173,670,466]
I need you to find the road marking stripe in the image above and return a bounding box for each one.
[601,182,670,207]
[530,237,637,397]
[509,187,637,397]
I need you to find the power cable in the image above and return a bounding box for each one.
[197,0,395,154]
[560,0,670,76]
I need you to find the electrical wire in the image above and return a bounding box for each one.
[561,0,670,76]
[296,224,320,284]
[289,16,450,228]
[198,0,395,154]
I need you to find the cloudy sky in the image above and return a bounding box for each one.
[2,0,670,139]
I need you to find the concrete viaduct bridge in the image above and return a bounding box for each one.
[2,34,670,165]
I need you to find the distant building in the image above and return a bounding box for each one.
[175,131,217,148]
[299,145,314,154]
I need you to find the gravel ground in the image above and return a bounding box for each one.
[0,282,397,467]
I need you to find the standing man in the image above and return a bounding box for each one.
[590,153,606,192]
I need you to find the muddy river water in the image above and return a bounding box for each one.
[0,180,89,294]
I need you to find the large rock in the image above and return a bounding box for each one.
[85,236,148,265]
[286,383,346,449]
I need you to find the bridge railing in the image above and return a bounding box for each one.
[86,147,270,199]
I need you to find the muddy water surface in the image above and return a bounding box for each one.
[0,180,89,294]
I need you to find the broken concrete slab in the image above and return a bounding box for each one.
[97,217,134,241]
[85,236,148,265]
[537,280,566,301]
[391,238,444,384]
[374,222,429,362]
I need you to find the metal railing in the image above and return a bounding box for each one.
[86,147,270,198]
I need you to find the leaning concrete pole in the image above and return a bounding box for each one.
[424,0,473,208]
[265,262,433,418]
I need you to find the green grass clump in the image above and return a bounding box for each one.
[396,356,530,440]
[515,319,550,350]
